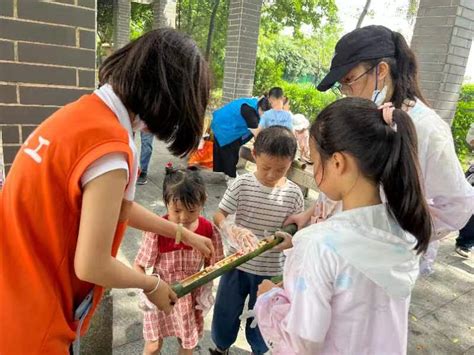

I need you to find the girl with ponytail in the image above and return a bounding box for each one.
[287,25,473,274]
[254,97,431,354]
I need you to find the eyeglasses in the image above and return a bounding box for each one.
[334,64,377,95]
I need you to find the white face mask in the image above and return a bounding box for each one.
[372,85,387,106]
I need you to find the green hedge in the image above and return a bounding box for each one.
[280,81,338,122]
[451,83,474,168]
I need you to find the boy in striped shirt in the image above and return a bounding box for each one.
[210,126,304,355]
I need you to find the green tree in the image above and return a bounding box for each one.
[97,0,113,60]
[176,0,229,87]
[452,84,474,168]
[130,3,153,40]
[260,0,339,38]
[254,0,340,91]
[96,1,153,58]
[97,0,341,93]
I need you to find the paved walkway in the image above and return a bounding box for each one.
[111,141,473,355]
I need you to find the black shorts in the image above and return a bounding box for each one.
[213,138,242,178]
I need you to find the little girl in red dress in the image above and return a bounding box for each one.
[134,165,224,354]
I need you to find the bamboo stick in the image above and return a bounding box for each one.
[171,224,297,298]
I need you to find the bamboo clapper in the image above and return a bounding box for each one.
[171,224,297,298]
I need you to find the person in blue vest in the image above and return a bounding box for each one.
[211,96,271,179]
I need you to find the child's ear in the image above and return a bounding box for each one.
[332,152,346,175]
[252,149,257,161]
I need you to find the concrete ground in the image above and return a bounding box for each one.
[110,141,473,355]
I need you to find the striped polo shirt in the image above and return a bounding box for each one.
[219,172,304,276]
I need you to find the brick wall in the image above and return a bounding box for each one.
[0,0,96,176]
[222,0,263,103]
[411,0,474,125]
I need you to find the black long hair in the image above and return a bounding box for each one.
[257,96,271,112]
[163,166,207,210]
[99,28,210,157]
[362,31,428,109]
[311,97,431,253]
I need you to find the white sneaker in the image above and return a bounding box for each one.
[455,246,471,258]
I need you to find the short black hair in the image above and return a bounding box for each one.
[268,87,284,99]
[163,166,207,210]
[254,126,297,160]
[99,28,210,157]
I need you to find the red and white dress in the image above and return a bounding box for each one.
[135,216,224,349]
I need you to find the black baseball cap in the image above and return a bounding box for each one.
[317,25,396,92]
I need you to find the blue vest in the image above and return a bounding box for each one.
[211,97,258,147]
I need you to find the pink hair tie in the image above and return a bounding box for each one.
[378,102,397,132]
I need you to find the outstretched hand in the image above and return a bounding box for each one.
[268,231,293,252]
[257,279,280,297]
[283,209,311,230]
[220,219,259,253]
[183,232,214,258]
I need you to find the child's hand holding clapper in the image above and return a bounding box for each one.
[219,215,260,253]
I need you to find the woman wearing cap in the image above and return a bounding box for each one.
[285,25,474,272]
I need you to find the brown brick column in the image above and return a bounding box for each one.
[411,0,474,124]
[113,0,131,50]
[0,0,96,176]
[222,0,263,103]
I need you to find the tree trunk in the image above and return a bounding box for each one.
[205,0,220,61]
[356,0,371,28]
[187,0,193,33]
[176,0,181,29]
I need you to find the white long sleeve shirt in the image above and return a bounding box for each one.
[255,204,420,354]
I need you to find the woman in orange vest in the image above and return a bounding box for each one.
[0,29,214,354]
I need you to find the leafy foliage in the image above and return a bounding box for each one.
[452,84,474,168]
[260,0,338,38]
[280,82,338,121]
[130,3,153,40]
[176,0,229,87]
[97,0,113,45]
[254,0,341,92]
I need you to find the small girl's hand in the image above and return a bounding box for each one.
[146,279,178,315]
[257,279,279,297]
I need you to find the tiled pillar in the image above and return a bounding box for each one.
[411,0,474,124]
[222,0,263,103]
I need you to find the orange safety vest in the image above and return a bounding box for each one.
[0,94,134,354]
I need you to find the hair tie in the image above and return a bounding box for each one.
[165,161,175,175]
[378,102,397,132]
